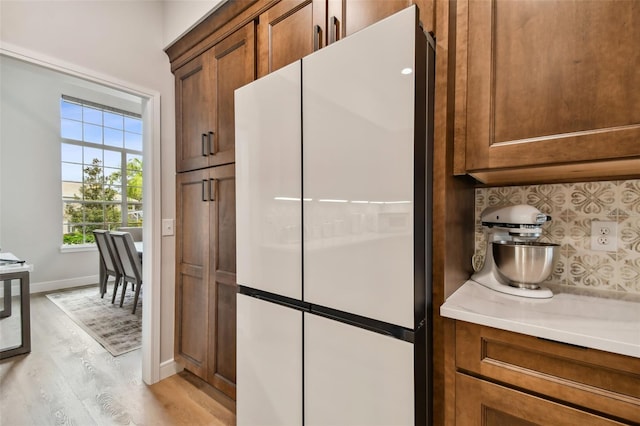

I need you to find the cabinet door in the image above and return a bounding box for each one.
[456,373,623,426]
[236,294,303,426]
[175,22,255,172]
[257,0,326,77]
[175,55,215,172]
[209,22,256,168]
[175,169,211,377]
[304,314,414,425]
[207,163,237,398]
[326,0,411,44]
[455,321,640,423]
[455,0,640,182]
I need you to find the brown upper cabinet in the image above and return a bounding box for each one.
[257,0,417,78]
[257,0,325,77]
[454,0,640,184]
[175,22,256,172]
[326,0,414,43]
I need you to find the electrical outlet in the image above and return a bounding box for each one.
[591,220,617,251]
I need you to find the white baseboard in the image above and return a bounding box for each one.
[1,275,100,297]
[160,359,184,381]
[30,275,100,294]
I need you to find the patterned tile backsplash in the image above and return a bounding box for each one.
[474,179,640,294]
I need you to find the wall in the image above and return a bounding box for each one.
[0,56,142,287]
[474,179,640,294]
[0,0,180,368]
[163,0,227,48]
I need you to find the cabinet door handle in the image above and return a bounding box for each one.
[201,133,208,157]
[201,179,208,202]
[209,178,216,201]
[313,25,322,51]
[208,131,216,155]
[329,16,339,45]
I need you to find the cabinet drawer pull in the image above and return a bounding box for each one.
[201,133,208,157]
[329,16,339,45]
[202,179,208,202]
[313,25,322,51]
[209,178,216,201]
[208,131,216,155]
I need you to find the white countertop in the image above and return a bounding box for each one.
[441,280,640,359]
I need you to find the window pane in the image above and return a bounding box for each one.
[61,119,82,140]
[104,111,123,130]
[84,167,104,199]
[103,150,121,168]
[104,127,123,147]
[104,185,122,201]
[128,204,143,226]
[124,116,142,134]
[84,147,103,165]
[127,153,142,165]
[61,143,82,163]
[62,181,82,200]
[83,123,102,144]
[85,203,105,222]
[61,100,82,120]
[63,201,84,224]
[104,167,121,186]
[83,106,102,125]
[127,185,143,203]
[61,162,83,182]
[126,155,143,196]
[127,186,142,203]
[125,132,142,151]
[105,203,122,223]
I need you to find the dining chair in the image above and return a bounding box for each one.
[93,230,123,300]
[116,226,143,242]
[109,231,143,314]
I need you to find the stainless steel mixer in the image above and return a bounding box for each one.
[471,205,559,299]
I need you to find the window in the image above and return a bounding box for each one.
[61,96,143,245]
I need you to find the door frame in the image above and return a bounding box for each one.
[1,43,163,384]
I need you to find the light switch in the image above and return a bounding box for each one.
[162,218,174,236]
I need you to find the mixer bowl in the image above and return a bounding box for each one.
[492,241,559,289]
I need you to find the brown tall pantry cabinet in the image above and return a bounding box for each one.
[174,22,254,400]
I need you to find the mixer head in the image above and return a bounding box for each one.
[480,204,551,239]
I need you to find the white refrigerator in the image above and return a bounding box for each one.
[235,5,434,425]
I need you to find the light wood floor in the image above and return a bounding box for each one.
[0,292,235,425]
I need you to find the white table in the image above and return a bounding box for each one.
[0,252,33,359]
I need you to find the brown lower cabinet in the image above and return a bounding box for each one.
[451,321,640,425]
[456,373,623,426]
[175,164,237,399]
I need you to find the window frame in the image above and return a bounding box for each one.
[60,96,143,246]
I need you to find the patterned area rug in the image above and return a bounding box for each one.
[46,285,141,356]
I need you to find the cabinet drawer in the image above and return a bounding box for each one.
[455,321,640,423]
[455,373,626,426]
